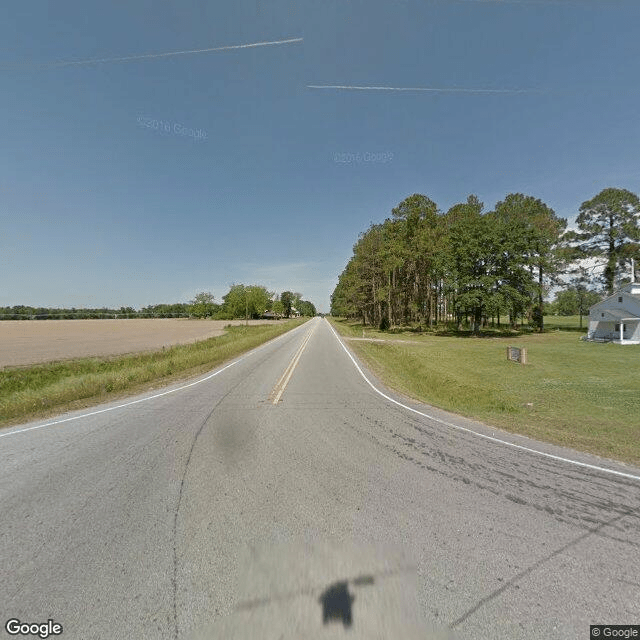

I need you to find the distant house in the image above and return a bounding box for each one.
[261,308,300,319]
[588,282,640,344]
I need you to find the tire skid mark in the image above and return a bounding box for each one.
[327,319,640,484]
[339,410,640,549]
[171,377,247,639]
[379,406,640,516]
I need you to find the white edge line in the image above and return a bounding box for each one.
[325,319,640,483]
[0,321,311,440]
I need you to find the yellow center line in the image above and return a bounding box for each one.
[269,322,316,404]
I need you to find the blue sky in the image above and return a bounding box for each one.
[2,0,639,313]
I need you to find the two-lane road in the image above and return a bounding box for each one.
[2,318,639,639]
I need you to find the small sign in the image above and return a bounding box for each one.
[507,346,527,365]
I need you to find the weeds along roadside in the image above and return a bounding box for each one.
[0,318,307,428]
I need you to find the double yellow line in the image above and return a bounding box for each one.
[269,322,316,404]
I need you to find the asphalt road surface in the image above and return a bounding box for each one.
[2,317,639,639]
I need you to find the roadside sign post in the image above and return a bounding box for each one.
[507,346,527,365]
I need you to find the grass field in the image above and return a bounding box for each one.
[0,318,307,428]
[330,317,640,465]
[543,315,589,330]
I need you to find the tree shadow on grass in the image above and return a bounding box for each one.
[337,318,586,340]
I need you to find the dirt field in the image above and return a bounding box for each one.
[0,319,286,368]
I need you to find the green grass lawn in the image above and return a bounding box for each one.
[543,315,589,330]
[0,319,307,428]
[330,317,640,465]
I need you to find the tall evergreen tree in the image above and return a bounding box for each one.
[445,195,498,333]
[331,190,568,333]
[494,193,567,331]
[572,187,640,295]
[391,194,441,324]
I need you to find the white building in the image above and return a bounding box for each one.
[588,282,640,344]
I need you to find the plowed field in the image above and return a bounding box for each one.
[0,319,285,367]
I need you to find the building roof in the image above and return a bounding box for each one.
[600,309,639,321]
[590,282,640,315]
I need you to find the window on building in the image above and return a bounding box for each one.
[618,296,623,302]
[615,324,626,332]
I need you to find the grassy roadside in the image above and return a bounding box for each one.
[329,317,640,466]
[0,318,307,429]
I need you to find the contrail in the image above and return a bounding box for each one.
[307,84,544,94]
[2,37,303,70]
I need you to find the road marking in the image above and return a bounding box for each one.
[0,321,312,440]
[269,321,317,404]
[325,319,640,483]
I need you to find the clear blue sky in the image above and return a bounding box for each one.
[2,0,639,313]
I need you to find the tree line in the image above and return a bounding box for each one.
[1,285,316,320]
[0,305,152,320]
[331,188,640,332]
[189,286,316,319]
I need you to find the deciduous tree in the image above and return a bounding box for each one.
[189,292,217,318]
